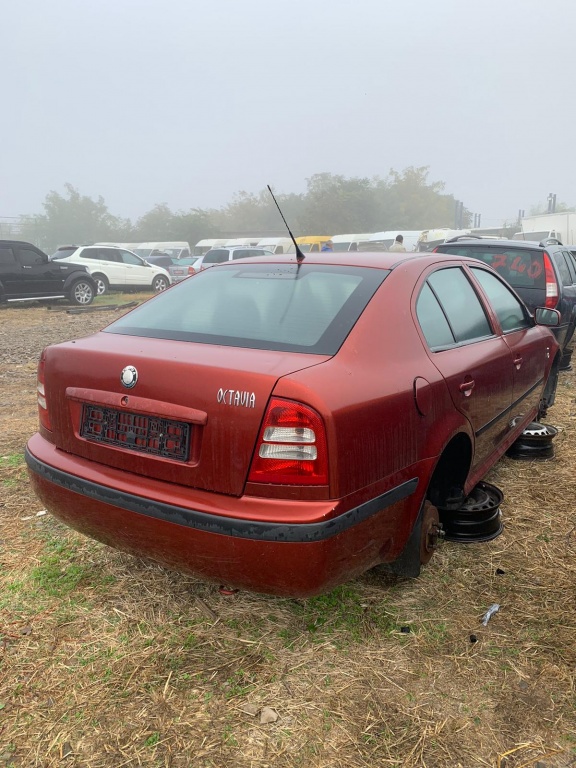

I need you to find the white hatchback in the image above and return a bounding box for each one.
[54,246,171,295]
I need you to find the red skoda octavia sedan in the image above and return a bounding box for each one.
[25,252,559,596]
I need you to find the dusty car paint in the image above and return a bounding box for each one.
[25,252,559,596]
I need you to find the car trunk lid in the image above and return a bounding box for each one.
[44,333,328,496]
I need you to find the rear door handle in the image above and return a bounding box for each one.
[459,380,475,395]
[513,356,523,368]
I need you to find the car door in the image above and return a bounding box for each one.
[0,244,22,295]
[118,249,151,287]
[416,265,515,470]
[470,265,556,418]
[82,248,127,288]
[16,244,60,295]
[553,249,576,347]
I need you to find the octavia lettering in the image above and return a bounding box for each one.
[217,388,256,408]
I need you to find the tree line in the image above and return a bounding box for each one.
[18,168,472,253]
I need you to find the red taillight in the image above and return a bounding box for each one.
[248,398,328,485]
[188,266,196,275]
[543,252,559,309]
[37,354,52,431]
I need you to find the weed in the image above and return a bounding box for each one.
[0,454,25,468]
[222,725,237,745]
[144,732,160,747]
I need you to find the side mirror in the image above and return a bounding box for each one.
[534,307,560,327]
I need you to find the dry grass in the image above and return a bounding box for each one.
[0,303,575,767]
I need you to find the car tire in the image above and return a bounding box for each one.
[152,275,169,292]
[92,274,109,296]
[68,278,95,306]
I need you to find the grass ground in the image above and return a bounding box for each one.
[0,298,574,767]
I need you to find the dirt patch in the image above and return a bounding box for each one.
[0,303,575,767]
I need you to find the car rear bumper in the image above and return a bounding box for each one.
[25,433,420,597]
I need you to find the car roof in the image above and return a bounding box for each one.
[440,237,565,250]
[208,250,481,271]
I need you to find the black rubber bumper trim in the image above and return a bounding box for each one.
[25,447,418,543]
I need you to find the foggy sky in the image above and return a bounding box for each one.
[3,0,575,228]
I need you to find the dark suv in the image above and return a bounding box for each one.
[0,240,96,306]
[434,237,576,366]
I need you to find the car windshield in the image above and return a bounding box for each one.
[51,249,78,260]
[105,263,388,354]
[332,243,352,251]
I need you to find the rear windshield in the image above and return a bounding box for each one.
[437,246,545,290]
[105,263,388,354]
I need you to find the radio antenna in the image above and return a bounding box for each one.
[267,185,305,263]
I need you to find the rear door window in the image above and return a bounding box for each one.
[565,250,576,281]
[470,267,531,332]
[424,267,492,345]
[553,251,574,285]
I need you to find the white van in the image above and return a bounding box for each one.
[512,230,562,242]
[363,231,422,252]
[256,237,295,254]
[194,239,228,255]
[330,233,373,252]
[416,229,471,251]
[224,237,262,247]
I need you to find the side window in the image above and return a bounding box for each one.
[18,248,45,266]
[204,250,228,264]
[233,250,250,260]
[553,251,574,286]
[119,250,144,265]
[80,249,99,260]
[427,267,492,343]
[565,250,576,282]
[416,282,454,348]
[471,267,531,332]
[0,247,16,265]
[101,249,121,263]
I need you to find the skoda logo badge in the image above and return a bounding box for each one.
[120,366,138,389]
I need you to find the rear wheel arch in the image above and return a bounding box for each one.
[427,431,473,510]
[376,430,472,579]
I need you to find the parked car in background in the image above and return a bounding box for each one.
[96,242,191,260]
[145,254,200,282]
[330,233,373,252]
[0,240,96,305]
[295,235,332,252]
[53,245,171,295]
[255,237,295,254]
[194,246,273,271]
[434,236,576,381]
[26,251,559,596]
